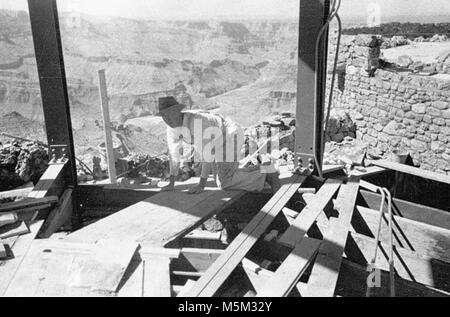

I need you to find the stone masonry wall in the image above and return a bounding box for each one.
[327,34,450,174]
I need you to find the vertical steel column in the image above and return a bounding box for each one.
[27,0,77,186]
[295,0,330,174]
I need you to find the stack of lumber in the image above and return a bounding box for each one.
[2,172,450,297]
[181,175,450,297]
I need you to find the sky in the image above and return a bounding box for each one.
[0,0,449,20]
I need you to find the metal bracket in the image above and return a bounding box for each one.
[50,144,69,164]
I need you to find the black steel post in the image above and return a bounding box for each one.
[295,0,330,174]
[27,0,77,186]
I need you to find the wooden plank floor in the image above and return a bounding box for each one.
[66,178,245,246]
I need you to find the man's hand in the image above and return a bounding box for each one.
[160,183,175,192]
[187,177,207,195]
[187,185,205,195]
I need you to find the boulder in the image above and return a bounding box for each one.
[397,55,414,68]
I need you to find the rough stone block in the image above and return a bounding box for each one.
[433,101,449,110]
[411,139,428,153]
[411,103,427,114]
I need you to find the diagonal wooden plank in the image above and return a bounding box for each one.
[256,237,321,297]
[184,175,306,297]
[0,221,44,296]
[0,239,7,259]
[303,178,360,297]
[39,188,73,238]
[277,179,342,248]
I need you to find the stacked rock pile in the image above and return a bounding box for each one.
[0,141,49,191]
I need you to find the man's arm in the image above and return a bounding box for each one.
[187,162,212,194]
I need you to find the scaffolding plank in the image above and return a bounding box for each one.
[256,237,321,297]
[0,221,44,296]
[28,164,67,199]
[39,188,73,238]
[66,180,244,246]
[184,175,306,297]
[143,257,171,297]
[360,190,450,231]
[347,232,450,292]
[371,160,450,185]
[68,241,138,294]
[303,178,360,297]
[278,179,342,248]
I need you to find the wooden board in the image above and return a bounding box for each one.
[0,186,34,201]
[67,179,245,246]
[347,232,450,292]
[0,196,58,213]
[39,188,73,238]
[0,213,18,226]
[0,239,7,259]
[278,179,342,248]
[354,205,450,263]
[337,259,449,297]
[4,239,138,297]
[241,258,274,294]
[184,175,306,297]
[303,178,360,297]
[256,237,321,297]
[0,221,44,296]
[0,221,29,239]
[371,160,450,185]
[360,190,450,230]
[305,194,450,264]
[118,260,144,297]
[142,257,171,297]
[28,164,66,199]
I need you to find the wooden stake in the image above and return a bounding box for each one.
[98,69,117,184]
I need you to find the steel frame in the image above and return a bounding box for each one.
[27,0,77,187]
[295,0,331,174]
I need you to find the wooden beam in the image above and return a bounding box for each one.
[0,196,58,213]
[256,238,321,297]
[349,166,387,177]
[0,213,18,227]
[98,69,117,184]
[0,222,30,240]
[38,188,73,238]
[337,259,449,297]
[0,187,34,201]
[304,194,450,264]
[0,240,7,259]
[371,160,450,185]
[143,257,171,297]
[278,179,342,248]
[28,164,67,199]
[67,180,245,246]
[303,179,360,297]
[354,205,450,263]
[347,232,450,292]
[0,221,44,296]
[241,258,275,294]
[184,175,306,297]
[175,248,223,273]
[360,190,450,230]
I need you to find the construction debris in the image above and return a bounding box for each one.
[0,141,49,191]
